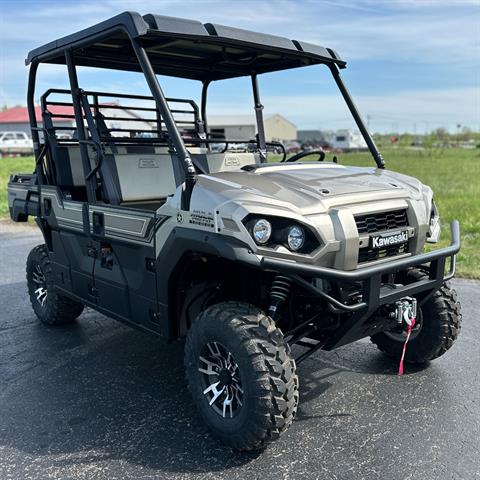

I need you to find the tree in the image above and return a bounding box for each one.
[458,126,472,142]
[434,127,448,141]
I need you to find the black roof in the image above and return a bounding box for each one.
[26,11,346,81]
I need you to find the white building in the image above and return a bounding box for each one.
[207,114,297,142]
[99,106,154,137]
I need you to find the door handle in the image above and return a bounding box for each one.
[43,198,52,216]
[100,246,114,270]
[92,211,104,235]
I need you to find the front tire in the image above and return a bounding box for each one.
[27,244,84,325]
[184,301,299,451]
[371,269,461,364]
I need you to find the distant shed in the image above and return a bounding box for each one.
[207,114,296,141]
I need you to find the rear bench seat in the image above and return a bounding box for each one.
[51,145,259,208]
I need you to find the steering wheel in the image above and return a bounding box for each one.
[283,149,326,163]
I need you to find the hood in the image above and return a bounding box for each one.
[198,163,424,214]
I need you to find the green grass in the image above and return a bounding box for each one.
[0,156,35,217]
[2,148,479,277]
[340,148,480,279]
[272,147,480,278]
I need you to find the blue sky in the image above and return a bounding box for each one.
[0,0,478,133]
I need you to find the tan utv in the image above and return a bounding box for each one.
[8,12,461,450]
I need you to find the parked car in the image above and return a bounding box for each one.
[56,131,74,140]
[0,131,34,156]
[284,140,302,153]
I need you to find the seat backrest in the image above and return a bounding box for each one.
[109,153,177,202]
[190,152,259,174]
[52,146,86,188]
[52,146,259,203]
[206,152,259,172]
[53,145,178,204]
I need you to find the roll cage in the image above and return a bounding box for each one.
[27,11,385,208]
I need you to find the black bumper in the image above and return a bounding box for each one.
[261,220,460,349]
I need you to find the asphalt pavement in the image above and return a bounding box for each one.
[0,222,479,480]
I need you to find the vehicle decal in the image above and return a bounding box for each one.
[189,210,215,229]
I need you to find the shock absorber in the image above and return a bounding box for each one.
[268,275,292,319]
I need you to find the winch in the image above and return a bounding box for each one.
[393,297,417,326]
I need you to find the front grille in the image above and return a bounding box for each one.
[358,243,409,263]
[355,209,410,264]
[355,209,408,234]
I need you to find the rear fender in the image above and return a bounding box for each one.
[8,173,40,222]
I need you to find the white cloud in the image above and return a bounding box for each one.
[0,0,478,131]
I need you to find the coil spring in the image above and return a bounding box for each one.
[270,275,292,304]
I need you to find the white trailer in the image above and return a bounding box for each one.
[328,129,367,151]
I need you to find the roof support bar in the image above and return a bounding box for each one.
[131,39,197,210]
[328,64,385,169]
[201,81,210,132]
[201,80,210,150]
[27,62,46,184]
[65,50,98,203]
[251,74,267,163]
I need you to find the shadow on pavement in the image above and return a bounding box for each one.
[1,311,266,474]
[0,280,437,476]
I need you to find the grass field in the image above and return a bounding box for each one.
[1,147,479,278]
[0,156,36,217]
[332,148,480,279]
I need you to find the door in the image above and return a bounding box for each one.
[89,205,160,333]
[38,187,95,302]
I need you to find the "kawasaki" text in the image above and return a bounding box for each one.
[371,231,408,248]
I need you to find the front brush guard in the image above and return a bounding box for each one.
[261,221,460,350]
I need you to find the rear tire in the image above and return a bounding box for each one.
[27,244,84,325]
[184,301,298,451]
[371,269,461,364]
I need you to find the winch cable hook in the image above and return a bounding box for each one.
[398,308,416,376]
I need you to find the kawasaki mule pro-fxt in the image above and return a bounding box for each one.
[8,12,461,450]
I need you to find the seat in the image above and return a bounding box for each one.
[106,152,177,203]
[206,152,259,172]
[52,145,260,207]
[53,145,178,208]
[191,151,260,174]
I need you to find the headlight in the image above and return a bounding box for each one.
[244,215,320,254]
[252,219,272,245]
[427,201,441,243]
[287,225,305,251]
